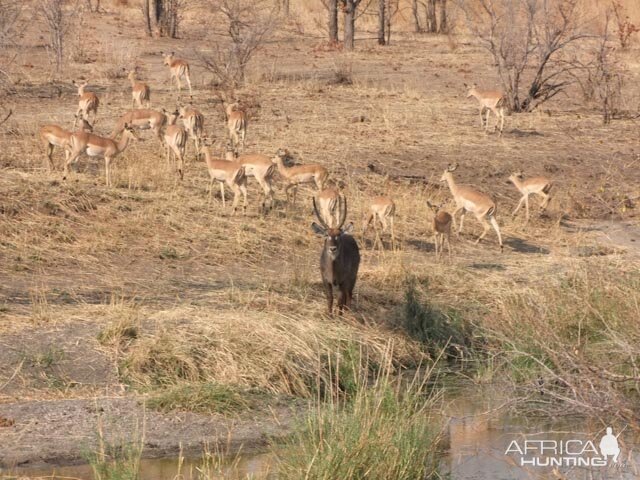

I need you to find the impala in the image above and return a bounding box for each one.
[363,196,396,250]
[111,109,166,142]
[202,143,247,214]
[441,163,503,251]
[128,70,151,109]
[312,196,360,316]
[178,105,204,156]
[231,151,276,213]
[427,201,452,258]
[466,84,505,134]
[163,110,188,180]
[65,124,138,187]
[508,172,553,223]
[39,117,93,171]
[315,187,341,228]
[226,102,247,152]
[72,80,99,127]
[162,52,192,96]
[272,149,328,206]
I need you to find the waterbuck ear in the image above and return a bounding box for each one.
[343,222,355,234]
[311,222,326,236]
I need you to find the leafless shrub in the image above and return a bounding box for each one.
[0,1,22,47]
[141,0,188,38]
[37,0,77,73]
[197,0,280,89]
[459,0,591,113]
[611,0,638,49]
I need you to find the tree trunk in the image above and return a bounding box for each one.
[283,0,290,16]
[142,0,178,38]
[377,0,385,45]
[142,0,152,36]
[328,0,338,43]
[412,0,421,33]
[343,0,360,50]
[437,0,447,34]
[426,0,436,33]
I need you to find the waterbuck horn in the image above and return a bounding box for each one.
[337,196,347,230]
[312,197,329,230]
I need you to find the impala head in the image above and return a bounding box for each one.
[163,108,180,125]
[73,80,89,95]
[312,196,352,259]
[122,123,139,139]
[127,70,137,81]
[440,163,458,182]
[73,114,93,132]
[272,148,290,164]
[507,171,524,185]
[465,83,478,98]
[162,52,175,66]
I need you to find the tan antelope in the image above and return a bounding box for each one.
[39,117,93,171]
[427,201,453,258]
[229,151,276,213]
[162,52,192,96]
[127,70,150,109]
[111,109,167,142]
[272,149,328,207]
[72,80,99,127]
[163,109,188,180]
[441,164,503,251]
[363,196,396,250]
[466,84,505,134]
[226,102,247,152]
[315,187,342,228]
[508,172,553,223]
[178,105,204,156]
[311,196,360,316]
[65,124,138,187]
[202,143,247,214]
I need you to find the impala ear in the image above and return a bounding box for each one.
[343,222,355,234]
[311,222,326,236]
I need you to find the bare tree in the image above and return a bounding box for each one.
[378,0,385,45]
[611,0,638,49]
[412,0,421,33]
[460,0,591,112]
[341,0,363,50]
[38,0,76,73]
[141,0,185,38]
[84,0,100,12]
[198,0,280,88]
[437,0,447,34]
[425,0,437,33]
[320,0,339,43]
[593,16,625,124]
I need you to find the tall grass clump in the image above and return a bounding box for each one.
[276,360,444,480]
[483,265,640,426]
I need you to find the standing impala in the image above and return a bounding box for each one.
[508,172,553,223]
[65,124,137,187]
[178,105,204,157]
[202,143,247,214]
[272,149,328,207]
[226,102,247,152]
[441,163,503,251]
[72,80,99,127]
[466,84,505,134]
[128,70,150,109]
[231,151,276,213]
[363,196,396,250]
[162,52,192,96]
[312,196,360,316]
[427,201,452,258]
[111,109,167,143]
[39,117,93,171]
[163,110,188,180]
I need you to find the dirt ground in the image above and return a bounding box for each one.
[1,1,640,472]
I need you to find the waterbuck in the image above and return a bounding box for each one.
[311,196,360,316]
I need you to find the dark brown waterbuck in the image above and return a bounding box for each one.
[311,196,360,316]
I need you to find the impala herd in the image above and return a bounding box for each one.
[36,54,554,315]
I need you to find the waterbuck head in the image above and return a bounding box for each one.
[311,196,360,316]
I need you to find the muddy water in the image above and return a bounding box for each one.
[9,381,640,480]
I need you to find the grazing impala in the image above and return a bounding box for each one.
[72,80,99,127]
[128,70,150,109]
[363,196,396,250]
[230,151,276,213]
[202,143,247,214]
[315,187,342,228]
[272,149,328,206]
[111,109,167,142]
[466,84,505,134]
[162,52,192,96]
[441,163,503,251]
[178,105,204,156]
[163,110,188,180]
[312,196,360,316]
[39,117,93,171]
[508,172,553,223]
[427,201,452,258]
[65,124,137,187]
[226,102,247,152]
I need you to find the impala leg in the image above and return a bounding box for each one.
[177,151,184,180]
[491,107,500,132]
[484,109,491,132]
[499,107,505,134]
[513,196,525,216]
[240,129,245,152]
[479,107,485,128]
[185,74,192,97]
[45,144,55,171]
[458,211,466,236]
[446,232,452,258]
[64,150,81,181]
[389,215,396,251]
[524,194,530,224]
[476,217,490,244]
[230,183,241,215]
[208,177,215,204]
[540,192,551,210]
[220,182,226,209]
[490,216,503,252]
[240,181,248,215]
[105,156,112,187]
[433,234,439,257]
